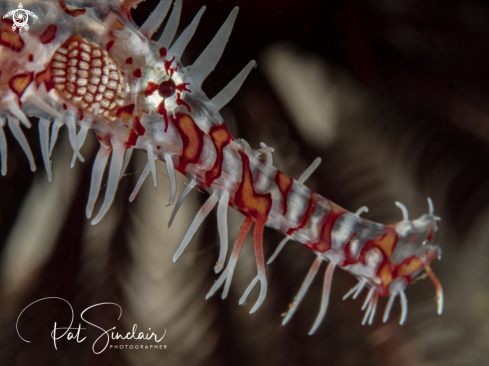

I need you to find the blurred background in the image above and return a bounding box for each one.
[1,0,489,364]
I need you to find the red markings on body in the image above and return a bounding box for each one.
[145,81,158,97]
[106,40,115,52]
[9,73,33,103]
[205,124,234,187]
[115,104,135,121]
[40,24,57,44]
[63,103,67,110]
[0,19,24,52]
[125,57,133,64]
[164,57,175,76]
[59,1,86,17]
[156,101,169,132]
[307,200,346,253]
[133,116,145,136]
[286,191,319,236]
[274,171,293,216]
[171,112,205,172]
[125,116,146,148]
[133,68,142,78]
[35,68,53,91]
[176,93,191,112]
[176,83,190,93]
[159,47,167,58]
[234,151,272,220]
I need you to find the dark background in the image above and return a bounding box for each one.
[1,0,489,365]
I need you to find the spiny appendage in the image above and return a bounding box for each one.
[281,198,443,333]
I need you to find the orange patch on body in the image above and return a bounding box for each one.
[204,124,233,187]
[171,112,205,172]
[9,73,33,102]
[0,19,24,52]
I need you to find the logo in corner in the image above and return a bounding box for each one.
[3,3,38,32]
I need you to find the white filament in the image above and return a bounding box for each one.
[395,201,409,221]
[0,117,7,176]
[239,270,268,314]
[267,236,290,264]
[354,206,369,217]
[7,116,36,172]
[298,157,321,184]
[91,141,125,225]
[7,101,30,128]
[120,148,133,179]
[86,144,111,218]
[164,153,176,206]
[427,197,434,215]
[353,279,366,299]
[129,162,151,202]
[210,60,256,111]
[309,261,336,335]
[168,178,197,228]
[282,256,323,326]
[139,0,172,38]
[399,290,408,325]
[172,193,219,263]
[170,6,206,58]
[49,120,64,157]
[215,191,229,273]
[382,294,397,323]
[146,144,157,187]
[71,124,89,168]
[158,0,182,48]
[187,7,239,86]
[39,118,52,181]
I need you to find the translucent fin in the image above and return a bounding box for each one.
[215,190,229,273]
[395,201,409,220]
[25,94,63,120]
[309,261,336,335]
[354,206,369,216]
[164,153,176,206]
[49,120,64,157]
[258,142,273,166]
[7,101,31,127]
[362,287,375,311]
[168,178,197,228]
[86,144,112,218]
[146,144,157,187]
[91,142,125,225]
[206,217,253,300]
[66,113,84,163]
[7,116,36,171]
[210,60,256,111]
[343,279,362,300]
[352,279,366,299]
[267,236,289,264]
[0,118,7,176]
[39,118,53,181]
[169,6,206,57]
[282,256,323,326]
[129,162,150,202]
[71,124,89,168]
[187,7,239,86]
[382,293,397,323]
[238,219,268,313]
[139,0,172,38]
[158,0,182,48]
[399,290,408,324]
[427,197,434,215]
[172,193,219,262]
[368,294,379,325]
[425,265,444,315]
[362,295,374,326]
[120,147,133,179]
[298,157,321,183]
